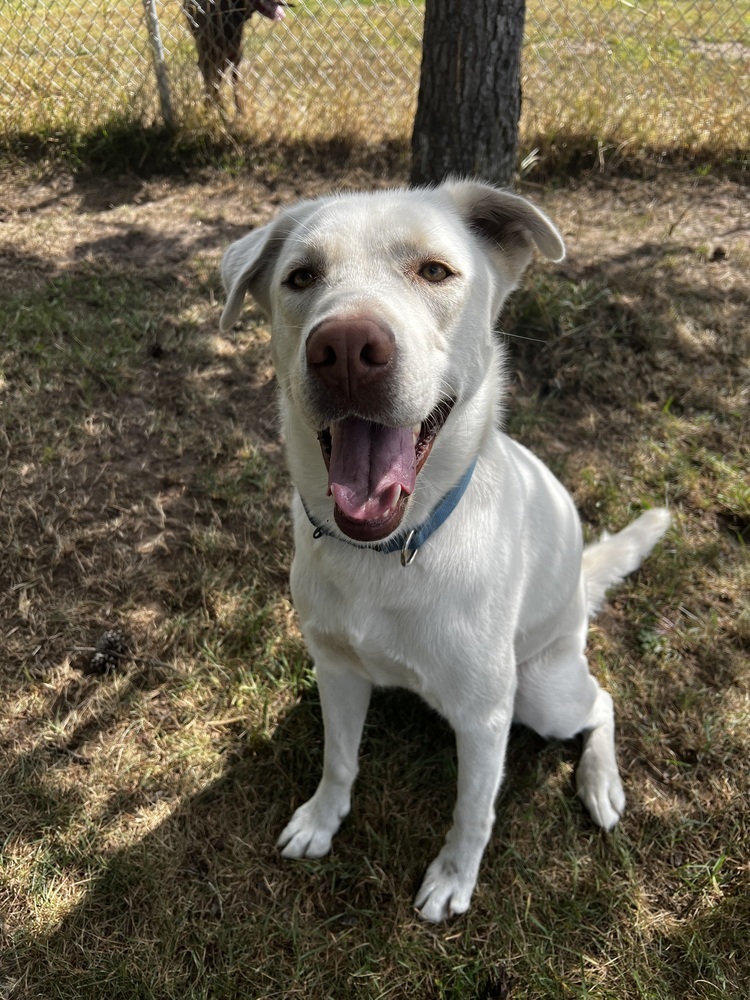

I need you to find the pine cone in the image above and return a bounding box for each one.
[84,629,131,675]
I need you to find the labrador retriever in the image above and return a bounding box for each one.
[220,181,670,922]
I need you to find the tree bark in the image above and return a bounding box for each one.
[411,0,526,188]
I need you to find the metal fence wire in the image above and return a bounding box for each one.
[1,1,748,151]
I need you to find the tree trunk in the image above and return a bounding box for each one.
[411,0,526,188]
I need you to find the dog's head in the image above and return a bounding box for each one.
[221,181,564,544]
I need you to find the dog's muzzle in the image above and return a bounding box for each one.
[304,315,456,543]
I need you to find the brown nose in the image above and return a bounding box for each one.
[305,316,395,403]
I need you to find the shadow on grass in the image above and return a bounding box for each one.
[3,116,748,183]
[520,127,749,184]
[3,678,446,997]
[2,118,411,184]
[503,232,747,483]
[7,671,746,998]
[4,668,597,999]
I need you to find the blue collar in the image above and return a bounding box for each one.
[300,457,478,566]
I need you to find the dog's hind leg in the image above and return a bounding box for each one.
[514,634,625,830]
[277,660,371,859]
[574,686,625,830]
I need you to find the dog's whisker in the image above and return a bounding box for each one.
[500,330,547,345]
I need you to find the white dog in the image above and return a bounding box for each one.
[220,181,669,922]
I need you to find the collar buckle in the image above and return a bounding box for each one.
[400,529,418,567]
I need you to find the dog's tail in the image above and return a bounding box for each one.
[582,508,670,617]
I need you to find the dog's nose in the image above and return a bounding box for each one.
[306,317,395,402]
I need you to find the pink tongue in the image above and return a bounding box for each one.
[329,418,416,523]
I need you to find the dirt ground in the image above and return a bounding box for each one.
[4,161,748,289]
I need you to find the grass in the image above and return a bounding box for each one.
[523,0,750,153]
[0,159,748,997]
[0,1,748,173]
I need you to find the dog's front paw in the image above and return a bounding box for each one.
[414,855,476,923]
[277,795,346,859]
[576,754,626,831]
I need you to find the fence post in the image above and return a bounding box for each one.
[143,0,174,128]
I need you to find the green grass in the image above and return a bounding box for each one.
[0,163,749,998]
[523,0,750,163]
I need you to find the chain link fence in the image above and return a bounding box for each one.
[1,1,748,153]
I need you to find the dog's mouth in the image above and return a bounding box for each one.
[316,398,455,543]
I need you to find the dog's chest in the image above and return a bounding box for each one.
[291,542,482,710]
[329,630,425,692]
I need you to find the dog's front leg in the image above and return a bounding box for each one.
[415,715,512,922]
[278,661,371,859]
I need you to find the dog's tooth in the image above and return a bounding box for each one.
[383,484,402,513]
[412,424,420,446]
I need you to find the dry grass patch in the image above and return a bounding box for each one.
[0,163,748,998]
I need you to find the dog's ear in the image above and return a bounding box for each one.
[441,180,565,285]
[220,226,273,331]
[220,201,315,332]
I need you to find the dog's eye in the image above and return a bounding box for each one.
[286,267,318,290]
[418,261,452,283]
